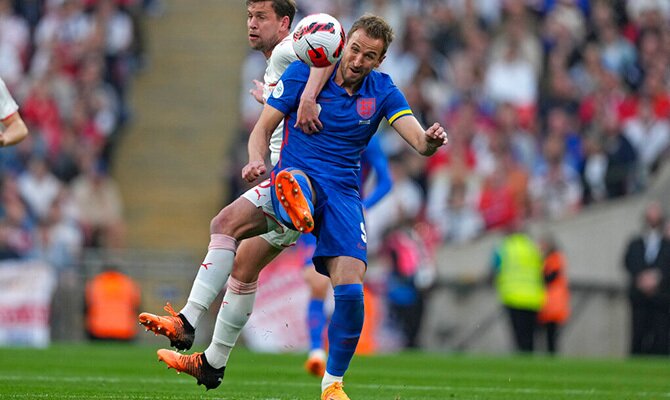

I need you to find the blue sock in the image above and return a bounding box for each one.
[326,284,364,376]
[274,172,314,229]
[307,298,327,351]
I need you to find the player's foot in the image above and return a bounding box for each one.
[321,382,350,400]
[138,303,194,351]
[157,349,225,390]
[275,170,314,233]
[304,349,326,377]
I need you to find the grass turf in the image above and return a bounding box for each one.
[0,343,668,399]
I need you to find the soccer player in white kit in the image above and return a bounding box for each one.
[0,77,28,147]
[138,0,334,389]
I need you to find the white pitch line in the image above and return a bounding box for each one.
[1,375,669,398]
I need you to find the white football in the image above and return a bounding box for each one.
[292,13,345,68]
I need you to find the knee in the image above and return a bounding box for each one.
[231,263,260,284]
[210,206,239,236]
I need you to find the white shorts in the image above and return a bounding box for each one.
[241,178,301,249]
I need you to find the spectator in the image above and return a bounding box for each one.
[598,110,639,198]
[32,188,84,272]
[70,152,125,248]
[85,265,141,341]
[529,134,582,220]
[380,216,435,349]
[537,233,571,354]
[491,223,546,352]
[623,201,670,355]
[17,155,62,220]
[622,95,670,182]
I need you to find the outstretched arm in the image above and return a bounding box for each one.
[243,104,286,182]
[0,112,28,147]
[294,64,335,133]
[391,115,447,156]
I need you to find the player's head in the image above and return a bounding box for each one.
[246,0,296,56]
[338,14,394,87]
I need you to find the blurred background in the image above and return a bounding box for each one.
[1,0,670,359]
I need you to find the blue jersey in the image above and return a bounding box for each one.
[268,61,410,195]
[296,134,392,267]
[267,61,410,274]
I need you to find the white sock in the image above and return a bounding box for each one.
[322,372,343,392]
[204,277,257,369]
[180,234,238,328]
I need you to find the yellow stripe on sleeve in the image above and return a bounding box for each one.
[387,109,413,125]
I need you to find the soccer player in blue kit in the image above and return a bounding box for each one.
[152,14,447,400]
[302,134,392,377]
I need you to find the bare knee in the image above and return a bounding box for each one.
[210,198,266,239]
[210,206,238,236]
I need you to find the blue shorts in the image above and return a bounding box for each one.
[310,188,368,276]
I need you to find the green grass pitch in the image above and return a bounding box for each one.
[0,343,668,399]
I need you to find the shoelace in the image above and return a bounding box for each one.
[326,382,344,393]
[163,302,179,317]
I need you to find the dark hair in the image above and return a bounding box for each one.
[348,14,394,57]
[246,0,297,27]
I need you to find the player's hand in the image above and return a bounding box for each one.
[425,122,447,148]
[295,96,322,134]
[242,160,267,182]
[249,79,264,104]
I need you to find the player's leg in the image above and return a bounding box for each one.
[139,191,270,350]
[304,265,330,377]
[203,235,284,369]
[321,256,366,400]
[156,201,299,390]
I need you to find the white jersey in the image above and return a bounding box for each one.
[0,78,18,123]
[263,36,299,166]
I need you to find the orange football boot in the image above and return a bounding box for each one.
[321,382,351,400]
[138,303,194,351]
[304,353,326,377]
[274,170,314,233]
[157,349,224,390]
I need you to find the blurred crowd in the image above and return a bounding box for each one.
[0,0,159,270]
[234,0,670,254]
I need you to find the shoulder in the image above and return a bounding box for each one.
[367,70,396,89]
[283,59,310,79]
[270,37,298,65]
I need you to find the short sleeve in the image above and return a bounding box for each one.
[383,86,412,125]
[0,79,19,122]
[266,60,309,115]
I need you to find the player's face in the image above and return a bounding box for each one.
[247,1,286,56]
[338,29,385,87]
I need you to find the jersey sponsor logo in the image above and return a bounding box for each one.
[360,222,367,244]
[357,98,376,119]
[272,80,284,98]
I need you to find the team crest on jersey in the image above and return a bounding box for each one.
[357,98,376,119]
[272,80,284,98]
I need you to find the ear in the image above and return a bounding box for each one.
[281,16,291,33]
[375,54,386,69]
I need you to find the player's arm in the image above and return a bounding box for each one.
[361,136,393,209]
[294,64,335,133]
[0,112,28,147]
[243,104,285,182]
[391,115,447,156]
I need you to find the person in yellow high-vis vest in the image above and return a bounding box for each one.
[491,229,546,352]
